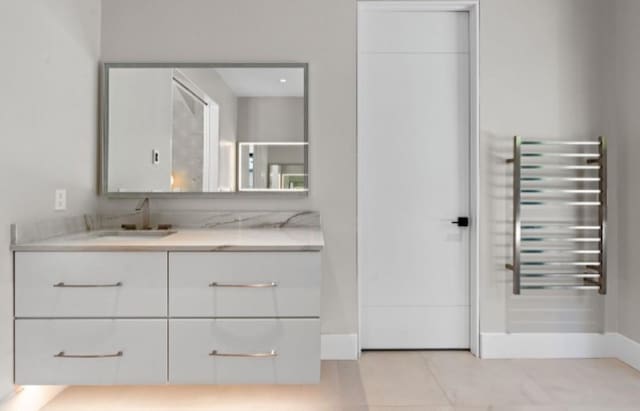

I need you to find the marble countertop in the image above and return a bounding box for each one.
[11,211,324,252]
[11,227,324,252]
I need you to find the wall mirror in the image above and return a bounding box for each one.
[102,63,308,195]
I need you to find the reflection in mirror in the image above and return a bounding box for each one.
[171,71,217,192]
[238,142,308,191]
[104,64,307,194]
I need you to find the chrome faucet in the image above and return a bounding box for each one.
[135,198,151,230]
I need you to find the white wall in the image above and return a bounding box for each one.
[613,0,640,344]
[480,0,618,333]
[100,0,358,336]
[0,0,101,402]
[108,68,173,192]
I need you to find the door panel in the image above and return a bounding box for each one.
[358,11,469,53]
[359,10,470,348]
[362,306,469,349]
[359,53,470,308]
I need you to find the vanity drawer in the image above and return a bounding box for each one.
[169,319,320,384]
[15,252,167,317]
[169,252,321,317]
[15,319,167,385]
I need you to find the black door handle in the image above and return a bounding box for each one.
[451,217,469,227]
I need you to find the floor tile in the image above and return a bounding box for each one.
[41,353,640,411]
[422,351,553,407]
[369,405,489,411]
[369,407,487,411]
[489,407,568,411]
[335,360,369,407]
[565,408,640,411]
[516,358,640,407]
[359,351,450,406]
[41,360,368,411]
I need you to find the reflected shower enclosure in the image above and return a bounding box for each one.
[171,71,219,192]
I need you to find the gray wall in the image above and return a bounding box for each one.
[237,97,304,142]
[0,0,101,400]
[479,0,618,334]
[99,0,358,336]
[100,0,626,340]
[613,0,640,344]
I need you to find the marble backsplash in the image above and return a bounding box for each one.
[11,215,91,245]
[12,210,320,245]
[96,210,320,229]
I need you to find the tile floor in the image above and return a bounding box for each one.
[42,351,640,411]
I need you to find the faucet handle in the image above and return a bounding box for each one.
[135,197,149,210]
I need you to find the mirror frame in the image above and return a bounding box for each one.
[100,62,309,197]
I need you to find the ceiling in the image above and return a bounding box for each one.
[214,67,304,97]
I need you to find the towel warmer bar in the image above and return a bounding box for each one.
[506,136,607,295]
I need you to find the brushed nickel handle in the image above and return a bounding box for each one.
[54,350,123,359]
[208,282,277,288]
[53,281,123,288]
[208,349,277,358]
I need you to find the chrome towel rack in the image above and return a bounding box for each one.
[505,136,607,295]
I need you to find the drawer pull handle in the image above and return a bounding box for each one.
[54,351,123,359]
[208,282,277,288]
[53,281,123,288]
[209,349,277,358]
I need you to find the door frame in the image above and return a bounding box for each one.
[356,0,480,356]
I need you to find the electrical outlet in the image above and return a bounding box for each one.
[54,189,67,211]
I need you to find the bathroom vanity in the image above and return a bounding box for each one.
[10,63,321,386]
[11,212,323,385]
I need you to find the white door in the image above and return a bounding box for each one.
[358,8,471,349]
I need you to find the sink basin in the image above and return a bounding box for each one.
[89,230,178,239]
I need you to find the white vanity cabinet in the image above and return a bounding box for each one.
[13,249,321,385]
[14,252,168,385]
[169,252,321,317]
[168,252,321,384]
[15,252,167,318]
[169,319,320,384]
[15,319,167,385]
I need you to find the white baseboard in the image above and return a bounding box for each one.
[611,333,640,371]
[0,386,66,411]
[321,334,359,360]
[480,332,640,373]
[480,332,614,359]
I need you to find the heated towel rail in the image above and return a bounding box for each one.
[505,136,607,295]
